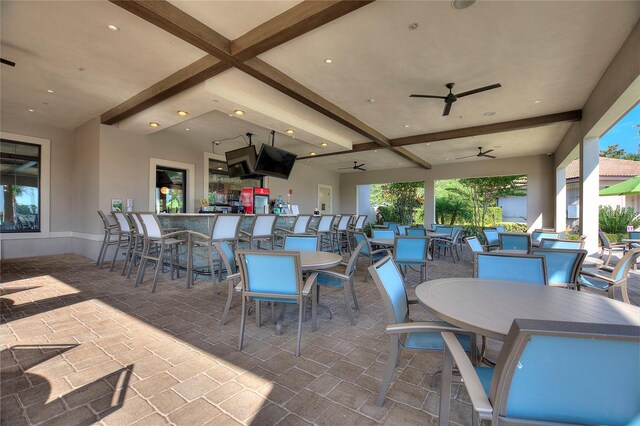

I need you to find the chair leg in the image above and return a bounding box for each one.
[376,335,400,406]
[439,343,454,426]
[121,237,133,276]
[255,301,261,327]
[238,296,247,351]
[135,241,150,287]
[150,243,165,293]
[364,258,372,282]
[207,245,217,294]
[343,285,355,325]
[97,232,107,267]
[350,277,359,310]
[296,300,304,356]
[109,234,122,272]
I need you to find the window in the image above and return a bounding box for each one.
[155,166,186,213]
[0,139,41,232]
[207,158,262,210]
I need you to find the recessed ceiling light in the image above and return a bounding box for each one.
[367,98,375,103]
[484,111,496,116]
[374,150,378,153]
[185,128,190,131]
[426,143,430,146]
[285,129,294,135]
[234,109,244,116]
[320,143,328,147]
[324,58,333,64]
[408,23,419,30]
[28,108,35,112]
[177,110,189,116]
[228,114,234,117]
[107,24,120,32]
[398,162,403,166]
[533,100,541,104]
[451,0,478,10]
[47,89,54,94]
[445,157,449,160]
[309,152,317,156]
[149,122,160,128]
[404,124,410,128]
[216,167,223,170]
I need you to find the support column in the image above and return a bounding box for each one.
[424,179,435,226]
[555,167,567,237]
[580,137,599,254]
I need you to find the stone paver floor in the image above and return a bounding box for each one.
[1,249,638,425]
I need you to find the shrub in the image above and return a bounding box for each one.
[501,222,528,232]
[604,232,627,244]
[599,206,640,233]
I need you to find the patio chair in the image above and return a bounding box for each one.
[579,247,640,303]
[498,232,531,251]
[627,231,640,250]
[433,228,463,263]
[475,252,547,286]
[96,210,119,268]
[406,227,427,236]
[125,212,146,279]
[598,230,626,267]
[109,211,134,273]
[465,236,485,266]
[539,238,584,249]
[135,213,188,293]
[371,229,395,239]
[275,214,311,247]
[397,225,409,236]
[493,225,506,233]
[309,215,336,252]
[238,214,277,249]
[368,256,476,407]
[393,236,429,282]
[531,230,559,247]
[439,319,640,426]
[351,214,368,231]
[530,248,587,288]
[332,214,353,254]
[482,229,499,251]
[215,241,241,326]
[350,231,391,282]
[283,235,319,251]
[236,250,317,356]
[315,240,367,325]
[189,214,243,283]
[434,225,453,237]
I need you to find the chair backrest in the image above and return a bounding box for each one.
[610,247,640,282]
[629,231,640,240]
[397,225,409,236]
[494,225,506,233]
[483,229,499,246]
[284,235,319,251]
[406,227,427,236]
[353,215,367,230]
[530,248,587,285]
[336,215,352,231]
[317,215,335,232]
[429,223,440,231]
[388,223,400,235]
[292,215,312,234]
[345,241,367,277]
[475,252,547,285]
[451,227,463,243]
[352,231,372,256]
[434,225,453,237]
[393,236,428,262]
[465,236,484,253]
[213,241,237,275]
[211,214,243,240]
[250,214,277,237]
[598,230,612,249]
[490,319,640,425]
[499,233,531,251]
[97,210,112,229]
[138,213,163,239]
[368,256,409,325]
[372,229,395,239]
[532,231,559,244]
[236,251,302,299]
[129,212,144,234]
[539,238,584,249]
[112,211,130,232]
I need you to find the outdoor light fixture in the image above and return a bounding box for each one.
[160,186,168,194]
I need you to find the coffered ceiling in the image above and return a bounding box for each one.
[1,0,638,171]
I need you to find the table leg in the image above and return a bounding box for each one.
[439,344,453,426]
[187,233,193,288]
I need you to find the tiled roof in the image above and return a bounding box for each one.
[565,157,640,179]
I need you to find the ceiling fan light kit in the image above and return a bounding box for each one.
[410,82,502,116]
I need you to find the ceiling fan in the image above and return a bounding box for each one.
[410,82,501,116]
[455,147,497,160]
[339,161,366,171]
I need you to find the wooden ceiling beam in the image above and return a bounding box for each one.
[391,147,432,169]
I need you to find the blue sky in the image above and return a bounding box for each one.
[599,102,640,153]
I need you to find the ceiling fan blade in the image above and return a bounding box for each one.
[410,94,447,99]
[1,58,16,67]
[455,154,478,160]
[483,154,497,159]
[357,167,367,171]
[456,83,502,98]
[337,167,352,170]
[481,149,495,155]
[442,102,452,116]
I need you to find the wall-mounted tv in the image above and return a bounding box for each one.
[225,145,257,178]
[253,144,297,180]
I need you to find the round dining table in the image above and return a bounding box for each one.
[415,277,640,341]
[299,250,342,270]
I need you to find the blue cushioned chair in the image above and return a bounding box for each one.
[387,223,400,235]
[465,236,485,254]
[482,229,500,251]
[393,236,429,282]
[475,252,547,286]
[215,241,241,325]
[531,230,559,247]
[494,225,506,234]
[579,247,640,304]
[316,241,366,325]
[539,238,584,249]
[433,228,463,263]
[351,231,390,282]
[397,225,409,236]
[530,248,587,288]
[498,232,531,251]
[439,319,640,426]
[434,225,453,237]
[369,256,476,407]
[406,227,427,236]
[283,235,319,251]
[599,230,627,267]
[372,229,395,239]
[236,250,317,356]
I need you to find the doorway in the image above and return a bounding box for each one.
[318,184,332,214]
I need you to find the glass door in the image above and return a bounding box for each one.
[156,166,186,213]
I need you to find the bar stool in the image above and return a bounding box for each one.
[332,214,353,254]
[125,213,145,279]
[97,210,118,268]
[109,211,133,273]
[309,215,336,252]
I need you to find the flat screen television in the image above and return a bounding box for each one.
[225,145,257,178]
[253,144,297,180]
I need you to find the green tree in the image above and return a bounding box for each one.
[378,182,424,225]
[600,144,640,161]
[2,185,25,225]
[435,179,472,225]
[458,175,525,228]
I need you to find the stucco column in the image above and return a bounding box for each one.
[580,137,599,254]
[555,166,567,236]
[424,178,435,226]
